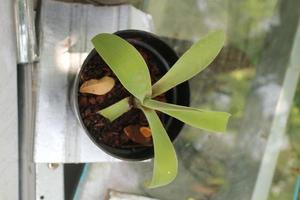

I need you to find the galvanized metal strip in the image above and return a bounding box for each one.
[36,164,64,200]
[15,0,38,63]
[34,0,153,163]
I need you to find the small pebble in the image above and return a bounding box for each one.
[84,108,91,116]
[79,96,88,106]
[88,97,96,104]
[96,95,104,103]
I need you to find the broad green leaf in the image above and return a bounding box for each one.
[141,107,178,188]
[152,30,225,97]
[92,33,152,102]
[97,97,131,122]
[144,99,230,132]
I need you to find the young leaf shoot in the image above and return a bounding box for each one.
[92,33,152,102]
[141,107,178,188]
[97,97,131,122]
[144,98,230,132]
[152,30,225,97]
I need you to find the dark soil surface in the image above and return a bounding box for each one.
[78,44,167,148]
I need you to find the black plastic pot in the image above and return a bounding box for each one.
[72,30,190,161]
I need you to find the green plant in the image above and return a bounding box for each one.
[90,30,230,188]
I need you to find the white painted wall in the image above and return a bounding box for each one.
[0,0,19,199]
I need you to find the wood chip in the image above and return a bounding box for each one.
[123,125,151,145]
[79,76,115,95]
[139,127,151,138]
